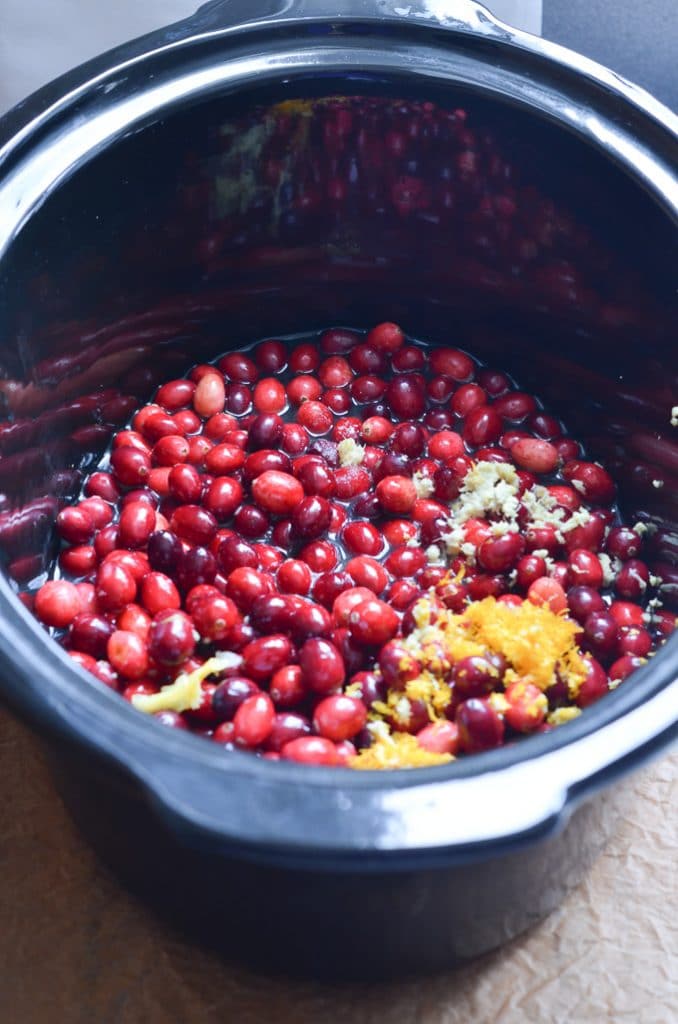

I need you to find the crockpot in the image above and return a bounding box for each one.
[0,0,676,978]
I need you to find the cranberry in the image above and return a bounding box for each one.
[391,423,428,458]
[287,375,323,406]
[366,321,405,353]
[606,527,642,560]
[253,378,287,414]
[451,383,485,417]
[456,698,505,752]
[430,348,474,381]
[291,496,332,540]
[170,505,217,547]
[107,630,149,680]
[417,721,459,755]
[251,470,304,516]
[301,541,338,573]
[233,692,275,747]
[610,601,644,629]
[617,627,652,657]
[96,562,136,612]
[270,665,306,707]
[615,560,650,600]
[296,400,333,434]
[384,546,427,578]
[463,406,502,447]
[609,654,645,682]
[193,373,226,417]
[577,657,609,707]
[386,377,426,420]
[69,613,114,658]
[289,342,320,372]
[478,533,525,572]
[148,610,195,666]
[248,412,284,450]
[562,460,615,505]
[376,475,417,515]
[211,677,259,721]
[140,572,181,615]
[493,391,537,422]
[226,567,274,612]
[504,681,547,732]
[583,611,619,655]
[320,327,360,354]
[281,736,339,765]
[56,506,95,545]
[299,638,346,693]
[378,640,421,689]
[233,505,270,539]
[345,556,389,593]
[451,654,506,699]
[342,521,382,557]
[567,585,606,623]
[35,580,82,628]
[267,712,311,751]
[242,634,294,681]
[314,695,367,741]
[156,378,196,411]
[527,577,567,613]
[147,531,182,576]
[277,559,312,595]
[295,460,336,498]
[567,549,604,589]
[348,598,399,645]
[511,438,559,475]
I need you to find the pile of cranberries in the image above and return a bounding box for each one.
[28,323,673,767]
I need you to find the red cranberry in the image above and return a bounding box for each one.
[463,406,502,447]
[299,638,345,693]
[366,321,405,353]
[478,532,525,572]
[576,657,609,707]
[391,423,428,458]
[247,413,284,450]
[148,610,195,666]
[281,736,339,765]
[562,460,615,505]
[583,611,619,655]
[56,506,95,545]
[348,598,399,645]
[233,692,275,747]
[242,634,294,682]
[378,640,421,689]
[314,695,367,741]
[270,665,306,707]
[567,549,604,589]
[617,627,652,657]
[342,521,382,557]
[176,546,217,591]
[266,712,311,751]
[606,527,642,560]
[456,698,505,752]
[567,585,606,623]
[615,560,650,600]
[451,654,506,699]
[107,630,149,680]
[226,567,274,612]
[35,580,82,628]
[291,496,332,540]
[69,613,114,658]
[386,377,426,420]
[233,505,270,539]
[430,348,474,381]
[253,378,286,414]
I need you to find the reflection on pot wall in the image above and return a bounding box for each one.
[0,92,676,601]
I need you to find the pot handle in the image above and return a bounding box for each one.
[190,0,511,38]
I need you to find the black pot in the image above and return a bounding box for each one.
[0,0,676,979]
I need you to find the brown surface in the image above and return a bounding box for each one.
[0,709,676,1024]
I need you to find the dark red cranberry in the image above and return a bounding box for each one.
[148,610,196,666]
[177,546,217,590]
[212,676,260,720]
[291,496,332,541]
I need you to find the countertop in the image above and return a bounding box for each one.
[0,709,675,1024]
